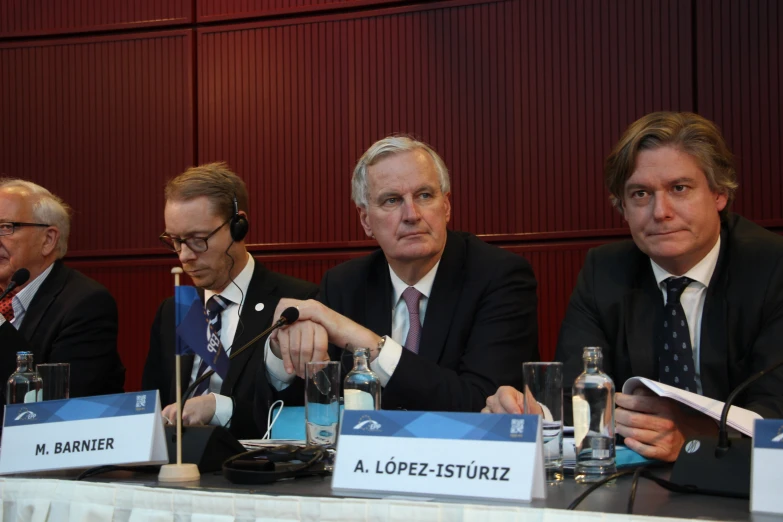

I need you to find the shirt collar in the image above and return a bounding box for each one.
[204,253,255,313]
[389,261,441,305]
[13,262,55,314]
[650,235,721,289]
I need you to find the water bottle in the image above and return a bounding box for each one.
[573,346,616,483]
[6,351,43,404]
[343,348,381,410]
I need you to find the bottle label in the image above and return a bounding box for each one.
[572,395,590,447]
[344,389,375,410]
[24,389,42,403]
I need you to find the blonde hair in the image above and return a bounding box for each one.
[165,162,248,219]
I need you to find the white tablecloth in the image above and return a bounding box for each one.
[0,477,691,522]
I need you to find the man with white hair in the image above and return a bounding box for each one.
[0,179,125,401]
[265,137,539,412]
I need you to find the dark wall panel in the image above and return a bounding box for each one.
[696,0,783,223]
[197,0,693,248]
[0,0,192,38]
[0,31,194,256]
[197,0,401,22]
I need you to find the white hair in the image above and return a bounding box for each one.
[0,179,71,258]
[351,136,451,208]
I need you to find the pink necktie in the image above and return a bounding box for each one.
[402,287,423,354]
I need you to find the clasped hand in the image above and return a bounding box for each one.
[269,298,382,378]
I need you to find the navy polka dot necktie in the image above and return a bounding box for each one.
[658,277,698,392]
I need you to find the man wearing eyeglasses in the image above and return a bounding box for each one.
[0,179,125,401]
[142,163,318,438]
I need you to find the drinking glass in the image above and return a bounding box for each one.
[523,362,564,483]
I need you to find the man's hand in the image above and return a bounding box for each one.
[270,298,382,377]
[616,388,718,462]
[482,386,525,414]
[270,320,329,378]
[161,394,216,426]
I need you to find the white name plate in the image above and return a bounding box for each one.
[332,410,545,504]
[751,419,783,515]
[0,390,168,474]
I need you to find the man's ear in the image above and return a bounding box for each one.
[41,227,60,257]
[715,190,728,213]
[357,206,373,238]
[443,192,452,223]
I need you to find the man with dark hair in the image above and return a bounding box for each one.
[264,137,539,413]
[0,179,124,400]
[142,163,318,438]
[483,112,783,461]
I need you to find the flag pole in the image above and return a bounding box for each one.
[158,266,200,483]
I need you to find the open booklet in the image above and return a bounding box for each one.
[622,377,762,437]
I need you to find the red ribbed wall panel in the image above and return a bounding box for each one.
[0,31,194,256]
[0,0,192,38]
[197,0,692,248]
[197,0,401,22]
[696,0,783,223]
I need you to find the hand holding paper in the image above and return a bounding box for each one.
[616,388,718,461]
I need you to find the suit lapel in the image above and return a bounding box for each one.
[364,253,393,345]
[221,262,275,395]
[18,261,66,354]
[625,261,661,380]
[699,226,730,400]
[418,231,465,363]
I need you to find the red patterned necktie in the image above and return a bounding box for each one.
[0,287,19,322]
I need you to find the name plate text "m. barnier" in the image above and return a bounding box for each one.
[332,410,545,503]
[0,391,168,474]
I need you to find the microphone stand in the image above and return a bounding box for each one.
[670,358,783,498]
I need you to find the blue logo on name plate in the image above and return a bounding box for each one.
[3,391,158,427]
[754,419,783,450]
[340,410,538,443]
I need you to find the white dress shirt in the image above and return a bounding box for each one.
[0,263,54,329]
[265,261,441,389]
[650,236,721,395]
[193,253,255,426]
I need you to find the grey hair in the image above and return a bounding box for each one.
[351,136,451,208]
[0,179,71,258]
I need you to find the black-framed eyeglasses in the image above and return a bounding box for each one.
[0,222,51,237]
[159,219,230,254]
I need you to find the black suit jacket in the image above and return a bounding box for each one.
[320,230,539,412]
[0,260,125,401]
[143,260,318,439]
[556,214,783,422]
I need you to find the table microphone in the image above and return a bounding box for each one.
[182,306,300,401]
[670,358,783,498]
[0,268,30,301]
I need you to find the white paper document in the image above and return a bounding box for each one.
[622,377,761,436]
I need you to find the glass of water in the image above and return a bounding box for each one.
[523,362,564,484]
[305,361,341,448]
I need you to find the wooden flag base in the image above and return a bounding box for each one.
[158,462,200,483]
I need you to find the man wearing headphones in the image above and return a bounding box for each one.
[142,163,318,439]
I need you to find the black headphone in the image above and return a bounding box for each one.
[229,195,249,242]
[222,444,329,484]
